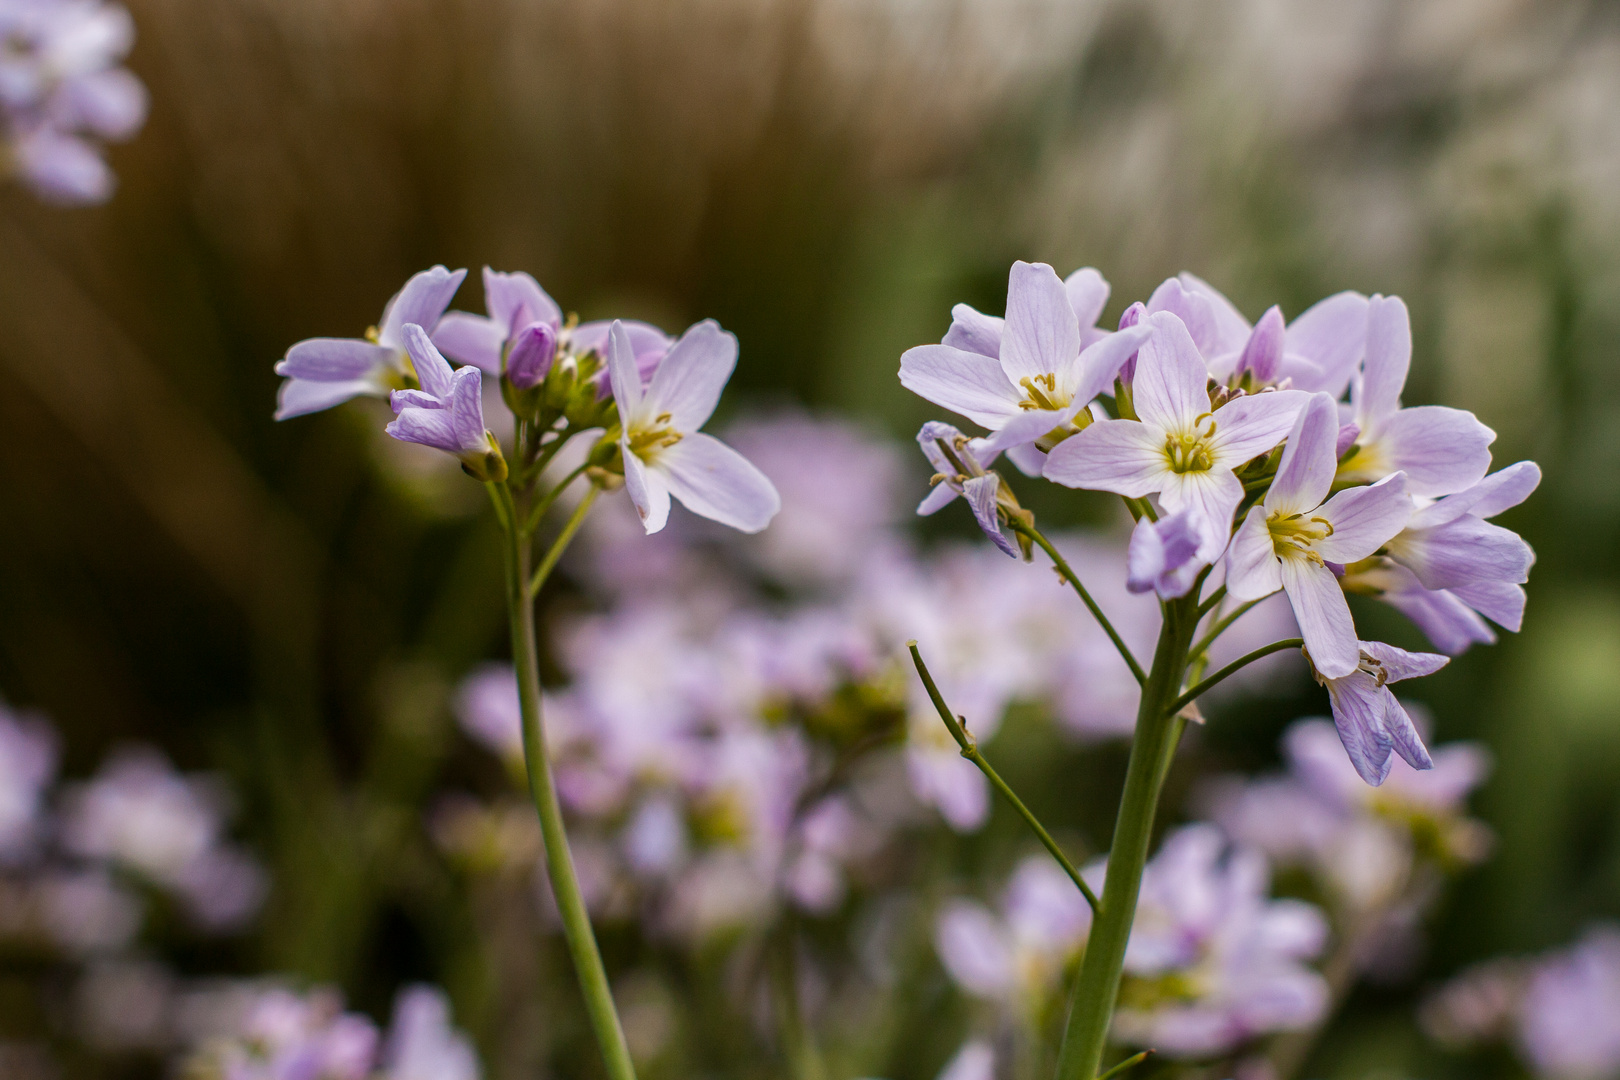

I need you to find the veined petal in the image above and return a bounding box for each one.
[620,443,670,533]
[1207,389,1309,472]
[1133,311,1214,432]
[1324,674,1395,785]
[1281,557,1360,678]
[978,406,1077,455]
[1382,696,1435,772]
[1359,639,1449,683]
[276,337,396,382]
[482,267,561,334]
[1264,393,1339,516]
[1147,278,1222,357]
[1177,271,1253,355]
[443,366,487,453]
[942,304,1004,358]
[1042,418,1169,496]
[963,475,1019,558]
[918,483,959,516]
[572,320,674,371]
[1451,579,1526,631]
[274,377,380,420]
[1388,516,1533,590]
[1064,266,1110,329]
[1127,509,1205,597]
[1314,472,1412,563]
[402,323,456,398]
[654,432,781,533]
[606,321,645,417]
[1284,291,1368,396]
[1159,468,1242,560]
[999,261,1079,384]
[644,319,737,433]
[1236,305,1285,382]
[1356,294,1411,431]
[1070,322,1153,406]
[432,312,505,374]
[1411,460,1541,528]
[389,388,442,413]
[1383,581,1498,654]
[379,266,466,349]
[1226,505,1283,602]
[898,345,1021,429]
[1371,405,1495,497]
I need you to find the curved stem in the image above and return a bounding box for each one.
[528,485,600,598]
[1186,598,1262,662]
[1161,638,1302,719]
[1054,594,1199,1080]
[500,496,637,1080]
[524,460,589,534]
[1096,1050,1152,1080]
[1013,523,1147,686]
[910,642,1101,917]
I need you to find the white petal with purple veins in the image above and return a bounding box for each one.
[898,345,1021,429]
[1042,419,1167,495]
[999,261,1078,384]
[645,320,737,432]
[1313,472,1412,564]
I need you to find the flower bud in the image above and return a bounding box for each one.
[506,322,557,391]
[1236,305,1285,385]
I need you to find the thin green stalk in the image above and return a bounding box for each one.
[524,460,589,534]
[1160,638,1302,719]
[910,642,1100,915]
[1196,584,1227,620]
[500,493,637,1080]
[528,485,600,598]
[1096,1050,1152,1080]
[1012,523,1147,686]
[769,927,826,1080]
[1186,598,1262,661]
[1054,594,1199,1080]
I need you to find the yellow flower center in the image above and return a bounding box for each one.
[627,412,684,459]
[1268,511,1335,564]
[1017,372,1068,411]
[1164,415,1218,473]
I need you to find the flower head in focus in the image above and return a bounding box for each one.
[1313,640,1446,786]
[607,319,780,534]
[916,420,1031,559]
[385,324,507,482]
[431,267,563,381]
[274,266,466,420]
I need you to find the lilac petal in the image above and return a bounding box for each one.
[442,366,488,452]
[1370,406,1495,496]
[275,377,379,420]
[943,303,1005,358]
[1323,673,1395,785]
[1128,509,1204,597]
[379,266,467,349]
[1042,418,1167,495]
[1314,472,1412,563]
[385,405,467,454]
[276,337,395,381]
[977,406,1075,455]
[506,322,557,390]
[1207,389,1308,471]
[606,320,644,416]
[1226,505,1283,601]
[938,1040,997,1080]
[1237,305,1286,382]
[1132,311,1213,432]
[963,475,1018,558]
[1004,441,1046,477]
[402,323,456,397]
[1116,302,1146,382]
[620,445,670,533]
[1000,261,1079,384]
[1412,460,1541,528]
[1073,323,1154,406]
[1265,393,1340,515]
[1335,421,1361,459]
[1367,565,1498,654]
[482,267,561,334]
[1284,291,1369,396]
[432,312,504,374]
[11,127,113,204]
[934,903,1014,997]
[655,432,781,533]
[389,389,443,413]
[1452,580,1526,631]
[572,320,674,367]
[1359,639,1449,683]
[1383,696,1434,771]
[1159,468,1242,559]
[918,484,959,516]
[645,320,737,433]
[57,68,146,140]
[1064,267,1110,329]
[898,345,1020,429]
[1147,278,1221,357]
[1281,556,1360,678]
[1357,295,1411,429]
[1388,517,1534,590]
[1177,271,1253,355]
[917,420,967,476]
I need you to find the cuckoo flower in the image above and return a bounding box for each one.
[1126,506,1208,599]
[1335,295,1496,496]
[899,261,1150,468]
[1312,641,1444,786]
[1044,311,1306,560]
[1225,393,1413,677]
[431,267,562,382]
[916,421,1026,558]
[608,320,780,534]
[385,324,505,481]
[274,266,466,420]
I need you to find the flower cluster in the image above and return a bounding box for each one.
[903,265,1538,785]
[0,0,147,203]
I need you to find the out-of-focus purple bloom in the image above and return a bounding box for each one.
[1045,312,1307,561]
[0,704,56,863]
[381,985,482,1080]
[1517,926,1620,1080]
[1335,295,1496,497]
[179,984,379,1080]
[901,261,1150,465]
[275,266,466,420]
[608,320,780,534]
[1315,640,1445,786]
[935,1039,996,1080]
[916,421,1021,558]
[386,324,504,479]
[1100,825,1329,1058]
[1126,506,1208,599]
[35,867,142,954]
[1225,393,1412,678]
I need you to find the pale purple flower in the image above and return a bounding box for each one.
[386,324,504,477]
[1338,558,1501,655]
[1314,640,1445,785]
[1126,506,1208,599]
[608,319,780,534]
[35,867,142,954]
[1335,295,1496,496]
[900,261,1150,466]
[936,1040,996,1080]
[381,985,482,1080]
[1045,311,1307,560]
[430,267,561,378]
[1103,825,1329,1058]
[180,985,379,1080]
[1225,392,1413,678]
[916,421,1021,558]
[934,855,1092,1008]
[0,705,57,863]
[1517,926,1620,1080]
[275,266,466,420]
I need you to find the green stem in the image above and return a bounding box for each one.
[1096,1050,1152,1080]
[528,485,600,598]
[524,460,589,534]
[1013,523,1147,686]
[1054,594,1199,1080]
[1160,638,1302,719]
[1186,599,1262,662]
[500,490,637,1080]
[910,642,1100,916]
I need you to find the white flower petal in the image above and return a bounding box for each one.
[1226,505,1283,602]
[1064,267,1110,329]
[1280,556,1360,678]
[654,432,781,533]
[1263,393,1339,516]
[1314,472,1412,564]
[1283,291,1368,396]
[645,319,737,433]
[1356,294,1411,430]
[620,440,669,533]
[606,320,644,417]
[1369,406,1496,497]
[1207,389,1308,471]
[1042,419,1169,496]
[1133,311,1212,432]
[898,344,1021,429]
[999,261,1078,384]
